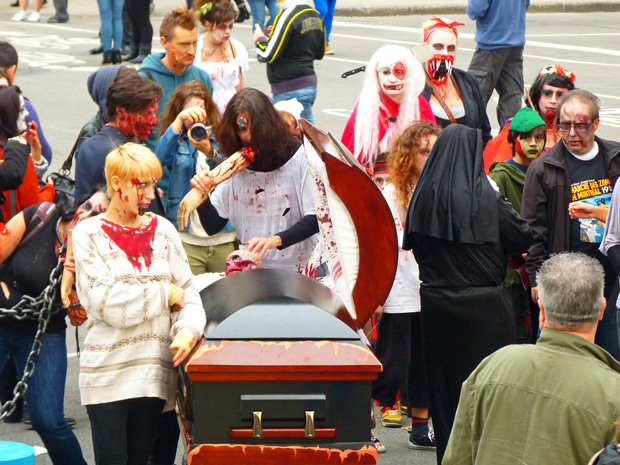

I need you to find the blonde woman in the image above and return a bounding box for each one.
[73,143,205,465]
[420,17,492,146]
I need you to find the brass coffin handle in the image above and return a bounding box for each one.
[252,411,263,438]
[304,411,315,438]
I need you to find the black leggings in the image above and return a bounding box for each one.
[371,312,429,409]
[125,0,153,45]
[86,397,165,465]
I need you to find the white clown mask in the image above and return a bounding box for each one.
[377,61,407,100]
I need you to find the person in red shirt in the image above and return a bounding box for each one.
[0,85,54,224]
[341,44,436,169]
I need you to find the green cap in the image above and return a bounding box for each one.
[509,107,546,133]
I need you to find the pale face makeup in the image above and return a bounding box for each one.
[71,191,110,228]
[209,20,234,43]
[558,100,599,156]
[425,29,457,57]
[17,95,28,133]
[377,61,407,102]
[538,84,568,120]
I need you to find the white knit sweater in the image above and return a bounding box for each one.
[73,213,206,406]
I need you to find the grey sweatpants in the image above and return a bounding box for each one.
[468,45,524,128]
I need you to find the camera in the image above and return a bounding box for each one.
[190,123,211,141]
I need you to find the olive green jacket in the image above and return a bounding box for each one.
[444,329,620,465]
[490,160,527,287]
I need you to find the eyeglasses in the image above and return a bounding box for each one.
[557,121,594,134]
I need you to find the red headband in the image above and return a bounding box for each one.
[423,18,464,43]
[373,162,390,176]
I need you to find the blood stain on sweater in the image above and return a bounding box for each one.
[100,216,158,272]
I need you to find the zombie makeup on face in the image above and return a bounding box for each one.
[210,20,234,43]
[117,101,159,141]
[70,191,110,229]
[425,29,457,57]
[131,178,158,215]
[17,95,29,133]
[424,29,457,85]
[236,114,251,146]
[427,54,454,85]
[539,84,568,124]
[377,61,407,101]
[168,26,199,67]
[115,178,157,218]
[558,100,598,156]
[515,126,546,161]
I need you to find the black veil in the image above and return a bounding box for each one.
[403,124,499,247]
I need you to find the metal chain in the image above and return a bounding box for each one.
[0,247,65,420]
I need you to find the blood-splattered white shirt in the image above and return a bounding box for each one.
[210,145,318,272]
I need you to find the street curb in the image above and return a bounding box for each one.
[334,2,620,17]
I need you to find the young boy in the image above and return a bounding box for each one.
[372,153,390,191]
[490,107,546,343]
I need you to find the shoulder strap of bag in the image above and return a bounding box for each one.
[19,202,57,249]
[62,138,80,175]
[587,448,603,465]
[424,69,458,125]
[9,190,17,219]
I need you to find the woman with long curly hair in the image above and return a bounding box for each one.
[192,87,319,271]
[371,122,441,451]
[388,122,443,213]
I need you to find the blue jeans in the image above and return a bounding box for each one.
[313,0,336,42]
[247,0,279,31]
[97,0,124,51]
[273,85,317,124]
[0,326,86,465]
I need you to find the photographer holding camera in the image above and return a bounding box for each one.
[155,80,237,274]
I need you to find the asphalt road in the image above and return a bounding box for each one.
[1,9,620,465]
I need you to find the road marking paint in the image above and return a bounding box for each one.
[332,20,620,57]
[0,21,96,33]
[34,446,48,456]
[322,108,354,117]
[526,33,620,37]
[522,53,620,68]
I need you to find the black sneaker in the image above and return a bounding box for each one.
[235,3,250,23]
[408,429,436,451]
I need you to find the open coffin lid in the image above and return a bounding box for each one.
[300,119,397,332]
